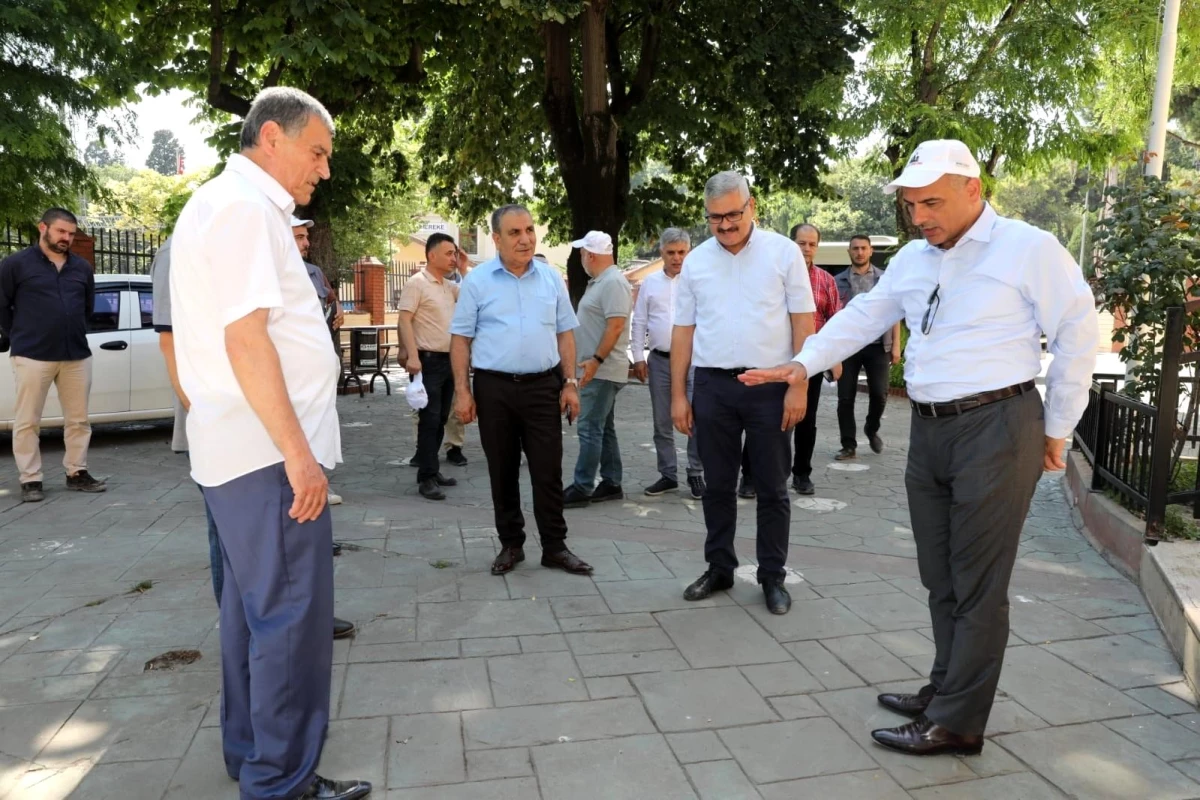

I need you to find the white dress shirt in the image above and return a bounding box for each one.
[631,269,680,355]
[170,154,342,486]
[675,227,816,368]
[796,204,1098,439]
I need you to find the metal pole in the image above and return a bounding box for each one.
[1147,306,1184,542]
[1145,0,1182,179]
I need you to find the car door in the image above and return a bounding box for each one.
[76,283,131,415]
[129,283,173,413]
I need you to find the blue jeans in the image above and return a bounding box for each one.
[572,379,624,491]
[201,485,223,606]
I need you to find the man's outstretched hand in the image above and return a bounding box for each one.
[739,362,808,387]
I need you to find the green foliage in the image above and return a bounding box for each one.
[890,323,909,388]
[1094,176,1200,398]
[85,139,123,168]
[758,156,900,241]
[419,0,863,246]
[87,166,206,230]
[0,0,139,224]
[991,160,1092,247]
[145,130,183,176]
[850,0,1145,183]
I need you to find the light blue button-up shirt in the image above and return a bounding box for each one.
[450,257,578,373]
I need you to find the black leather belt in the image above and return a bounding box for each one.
[696,366,750,377]
[418,350,450,359]
[651,348,671,359]
[910,380,1036,419]
[474,366,559,383]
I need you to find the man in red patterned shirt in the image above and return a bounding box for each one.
[789,223,842,494]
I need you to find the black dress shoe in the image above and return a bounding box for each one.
[590,481,623,503]
[869,434,884,454]
[491,547,525,575]
[684,568,734,600]
[298,775,372,799]
[333,617,355,639]
[332,542,343,556]
[792,476,815,495]
[66,470,106,493]
[446,446,468,466]
[541,549,594,574]
[563,485,592,508]
[737,477,756,499]
[418,479,445,501]
[835,447,857,461]
[763,578,792,615]
[434,472,457,487]
[688,476,706,499]
[871,715,983,756]
[878,688,935,717]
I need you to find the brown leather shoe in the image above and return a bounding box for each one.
[871,715,983,756]
[878,689,935,717]
[541,548,594,574]
[491,547,525,575]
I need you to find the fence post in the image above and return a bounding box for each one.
[357,257,386,325]
[1092,386,1109,492]
[1147,306,1184,543]
[71,231,95,268]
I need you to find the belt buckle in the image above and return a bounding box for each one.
[929,403,938,419]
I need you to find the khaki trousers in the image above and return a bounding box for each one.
[410,409,465,449]
[11,356,93,483]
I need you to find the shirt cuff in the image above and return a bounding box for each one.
[793,350,825,379]
[1045,414,1074,440]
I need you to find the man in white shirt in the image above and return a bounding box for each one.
[170,87,370,800]
[632,228,705,500]
[671,170,816,616]
[740,139,1098,756]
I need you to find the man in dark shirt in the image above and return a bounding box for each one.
[0,208,106,502]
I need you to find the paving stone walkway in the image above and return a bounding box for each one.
[2,378,1199,799]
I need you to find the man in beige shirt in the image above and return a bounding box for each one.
[398,233,460,500]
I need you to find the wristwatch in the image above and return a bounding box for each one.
[565,378,579,387]
[592,353,605,364]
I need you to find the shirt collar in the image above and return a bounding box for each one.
[587,265,616,284]
[224,153,296,215]
[422,266,444,284]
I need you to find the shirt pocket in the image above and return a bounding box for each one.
[535,291,559,327]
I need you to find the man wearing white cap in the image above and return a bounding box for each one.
[739,139,1098,755]
[563,231,633,507]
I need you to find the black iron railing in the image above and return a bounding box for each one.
[92,227,163,274]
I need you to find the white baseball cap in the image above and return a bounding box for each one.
[290,216,314,228]
[883,140,981,195]
[570,231,613,255]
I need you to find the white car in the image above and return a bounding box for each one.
[0,273,174,431]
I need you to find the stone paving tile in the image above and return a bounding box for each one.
[766,694,826,720]
[1044,634,1185,688]
[505,568,600,599]
[596,578,735,613]
[417,599,559,641]
[998,722,1200,799]
[1008,598,1108,642]
[519,633,568,653]
[997,646,1150,725]
[633,668,779,731]
[384,776,540,799]
[39,693,207,767]
[463,697,655,749]
[487,652,588,707]
[462,637,521,657]
[466,747,534,782]
[718,718,877,783]
[556,612,656,632]
[784,641,866,690]
[575,649,691,677]
[1104,713,1200,761]
[742,598,874,642]
[666,731,731,764]
[656,606,792,668]
[685,759,761,799]
[585,676,634,699]
[531,734,696,800]
[739,661,823,696]
[387,713,465,788]
[756,769,911,800]
[340,659,491,717]
[0,700,81,761]
[549,596,611,618]
[822,633,922,683]
[838,593,931,631]
[1126,683,1198,715]
[565,627,674,656]
[318,717,390,795]
[61,758,177,800]
[908,772,1066,799]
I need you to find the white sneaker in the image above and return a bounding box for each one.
[327,492,344,506]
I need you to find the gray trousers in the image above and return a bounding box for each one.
[648,351,703,481]
[906,389,1044,736]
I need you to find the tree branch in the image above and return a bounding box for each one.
[205,0,251,117]
[983,143,1002,178]
[541,20,586,194]
[263,17,296,89]
[1169,130,1200,150]
[951,0,1030,112]
[611,1,676,117]
[917,1,948,104]
[605,17,627,107]
[581,0,610,116]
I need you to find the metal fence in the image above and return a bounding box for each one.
[92,227,164,274]
[337,260,422,313]
[1074,306,1200,541]
[1,222,163,274]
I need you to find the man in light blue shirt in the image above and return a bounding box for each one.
[450,204,595,578]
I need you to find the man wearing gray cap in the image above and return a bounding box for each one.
[563,231,632,507]
[740,139,1098,756]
